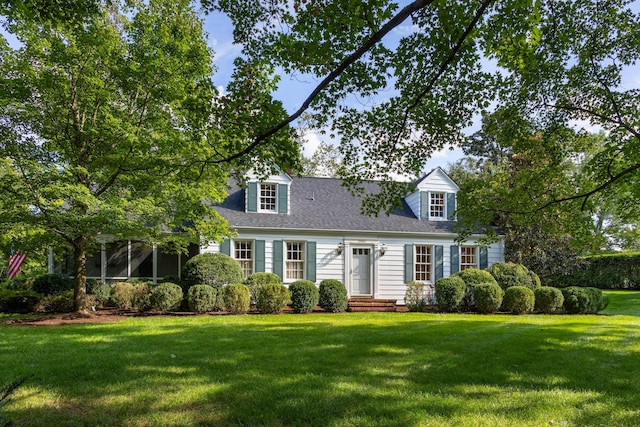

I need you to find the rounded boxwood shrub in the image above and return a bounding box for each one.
[182,253,243,288]
[404,281,427,312]
[487,262,540,291]
[289,280,319,314]
[534,286,564,314]
[132,282,153,311]
[150,282,183,312]
[454,268,497,311]
[503,286,535,315]
[224,283,251,314]
[256,282,290,314]
[562,286,607,314]
[111,282,135,310]
[434,276,466,312]
[318,279,348,313]
[187,284,217,313]
[0,289,42,313]
[473,282,504,314]
[87,281,111,307]
[245,272,282,304]
[32,273,73,296]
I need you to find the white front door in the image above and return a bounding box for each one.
[351,247,372,296]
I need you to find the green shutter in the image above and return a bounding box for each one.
[404,244,413,283]
[420,192,429,219]
[447,193,456,221]
[306,241,316,282]
[255,240,265,272]
[272,240,283,280]
[479,247,489,269]
[450,245,459,275]
[247,182,258,212]
[277,183,288,214]
[220,240,231,256]
[435,245,444,280]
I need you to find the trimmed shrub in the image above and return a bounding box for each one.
[35,290,74,313]
[562,287,608,314]
[87,281,111,307]
[318,279,348,313]
[404,281,427,312]
[454,268,498,311]
[150,282,183,312]
[289,280,319,314]
[534,287,564,314]
[187,284,217,313]
[547,252,640,289]
[434,276,466,312]
[132,282,153,311]
[0,289,42,313]
[224,283,251,314]
[503,286,535,315]
[256,282,290,314]
[473,282,504,314]
[487,262,539,291]
[245,272,282,304]
[111,282,135,309]
[32,273,73,296]
[182,253,243,288]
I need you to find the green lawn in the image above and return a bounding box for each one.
[1,291,640,426]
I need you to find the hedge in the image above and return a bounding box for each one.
[547,252,640,289]
[503,286,535,315]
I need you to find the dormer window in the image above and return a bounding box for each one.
[260,184,277,212]
[430,192,445,218]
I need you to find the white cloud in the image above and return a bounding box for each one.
[568,119,604,133]
[301,131,322,157]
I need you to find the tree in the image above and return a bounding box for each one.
[0,0,298,310]
[300,141,343,177]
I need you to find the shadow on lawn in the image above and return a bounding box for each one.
[4,315,640,426]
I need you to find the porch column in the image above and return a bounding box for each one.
[101,244,106,284]
[47,246,54,273]
[152,244,158,284]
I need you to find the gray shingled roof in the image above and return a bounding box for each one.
[214,177,457,235]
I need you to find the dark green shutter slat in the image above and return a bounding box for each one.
[220,240,231,256]
[255,240,265,273]
[404,244,413,283]
[450,245,459,275]
[273,240,283,280]
[447,193,456,221]
[479,247,489,269]
[420,192,429,219]
[247,182,258,212]
[277,184,288,214]
[435,245,444,280]
[306,241,316,282]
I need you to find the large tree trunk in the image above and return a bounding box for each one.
[73,236,88,312]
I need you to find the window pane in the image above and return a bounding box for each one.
[235,240,253,278]
[286,242,305,280]
[430,193,445,218]
[260,184,277,211]
[415,245,432,282]
[460,246,477,270]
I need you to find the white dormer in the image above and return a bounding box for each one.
[405,167,459,221]
[244,168,292,214]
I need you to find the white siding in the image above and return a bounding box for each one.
[415,167,459,193]
[405,191,421,219]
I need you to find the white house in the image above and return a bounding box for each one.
[206,167,504,304]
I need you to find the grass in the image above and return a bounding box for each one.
[1,291,640,426]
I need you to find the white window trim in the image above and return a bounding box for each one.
[234,239,254,278]
[414,244,433,283]
[258,183,278,213]
[285,241,305,281]
[460,246,478,271]
[429,191,446,221]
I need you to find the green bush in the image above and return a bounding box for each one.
[534,287,564,314]
[289,280,319,314]
[473,282,504,314]
[562,287,608,314]
[318,279,348,313]
[256,282,290,314]
[503,286,535,315]
[454,268,497,311]
[0,289,42,313]
[150,282,183,312]
[245,272,282,304]
[132,282,153,311]
[547,252,640,289]
[224,283,251,314]
[35,290,74,313]
[32,273,73,296]
[487,262,540,291]
[187,284,217,313]
[182,253,243,288]
[87,281,111,306]
[110,282,135,310]
[404,281,427,312]
[434,276,466,312]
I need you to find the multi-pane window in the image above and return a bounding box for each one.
[430,192,445,218]
[460,246,477,270]
[260,184,277,212]
[286,241,305,280]
[235,240,253,278]
[415,245,432,282]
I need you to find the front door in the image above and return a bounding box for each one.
[351,247,372,296]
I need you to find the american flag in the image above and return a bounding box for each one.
[8,250,27,280]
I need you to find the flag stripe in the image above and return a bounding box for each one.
[8,252,27,280]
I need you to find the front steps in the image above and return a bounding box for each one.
[348,297,398,312]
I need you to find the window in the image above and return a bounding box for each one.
[286,241,305,280]
[415,245,432,282]
[235,240,253,278]
[430,192,445,218]
[260,183,277,212]
[460,246,477,270]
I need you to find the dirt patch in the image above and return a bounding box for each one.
[3,308,129,326]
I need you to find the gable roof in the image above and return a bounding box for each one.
[413,167,460,191]
[214,176,457,235]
